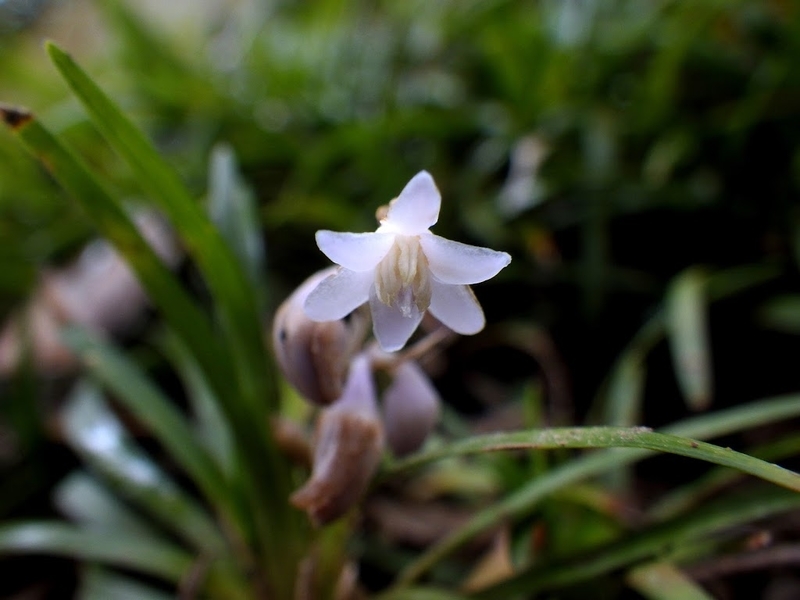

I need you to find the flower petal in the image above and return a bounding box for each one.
[382,171,441,235]
[369,287,423,352]
[428,279,485,335]
[420,233,511,285]
[304,268,373,321]
[315,231,395,272]
[383,361,441,457]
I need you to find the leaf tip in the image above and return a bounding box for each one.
[0,103,33,131]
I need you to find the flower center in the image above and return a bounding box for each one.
[374,235,431,317]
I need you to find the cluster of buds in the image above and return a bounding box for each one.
[273,172,510,525]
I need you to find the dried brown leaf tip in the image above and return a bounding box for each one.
[0,104,33,130]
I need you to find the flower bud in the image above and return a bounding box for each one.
[272,269,368,406]
[383,360,441,457]
[291,354,384,525]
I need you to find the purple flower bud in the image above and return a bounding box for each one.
[291,354,384,525]
[383,360,441,457]
[272,269,369,406]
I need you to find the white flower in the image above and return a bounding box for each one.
[304,171,511,351]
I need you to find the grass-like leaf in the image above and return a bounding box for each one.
[389,427,800,494]
[626,561,714,600]
[396,392,800,585]
[61,380,228,556]
[475,488,800,598]
[63,329,231,520]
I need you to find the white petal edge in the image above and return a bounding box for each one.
[315,231,395,272]
[383,171,441,235]
[304,268,373,321]
[420,233,511,285]
[369,287,424,352]
[428,279,485,335]
[383,361,441,457]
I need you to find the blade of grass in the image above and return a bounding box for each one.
[157,329,235,475]
[626,561,715,600]
[42,46,302,588]
[61,380,228,557]
[0,522,246,599]
[388,426,800,493]
[475,488,800,598]
[63,329,230,518]
[79,567,174,600]
[45,42,272,418]
[394,392,800,585]
[55,472,162,539]
[666,268,713,411]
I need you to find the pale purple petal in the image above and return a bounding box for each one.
[304,268,373,321]
[315,231,395,271]
[383,361,441,457]
[328,353,380,419]
[420,233,511,285]
[383,171,441,235]
[369,287,424,352]
[428,279,485,335]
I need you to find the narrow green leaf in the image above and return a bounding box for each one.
[55,472,161,539]
[61,380,227,557]
[0,521,190,582]
[760,295,800,333]
[158,330,235,474]
[626,561,714,600]
[63,329,232,519]
[475,488,800,598]
[207,143,266,306]
[45,42,271,417]
[389,427,800,493]
[666,268,713,411]
[0,522,245,598]
[395,392,800,585]
[79,567,173,600]
[378,589,471,600]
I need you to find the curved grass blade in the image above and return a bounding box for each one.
[389,426,800,493]
[157,330,235,474]
[0,522,246,599]
[61,380,227,557]
[45,42,271,417]
[626,561,714,600]
[55,472,162,540]
[208,143,266,307]
[666,268,712,411]
[395,392,800,585]
[80,567,173,600]
[475,488,800,598]
[0,103,232,399]
[62,329,231,518]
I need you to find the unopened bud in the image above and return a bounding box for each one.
[272,269,368,406]
[383,360,441,457]
[291,354,384,525]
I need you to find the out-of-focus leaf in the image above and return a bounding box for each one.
[666,268,713,411]
[760,295,800,334]
[207,143,266,306]
[475,488,800,599]
[54,472,160,539]
[158,330,235,475]
[389,426,800,495]
[60,380,227,557]
[396,391,800,584]
[0,522,246,598]
[627,561,713,600]
[0,521,190,582]
[62,328,231,520]
[79,567,173,600]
